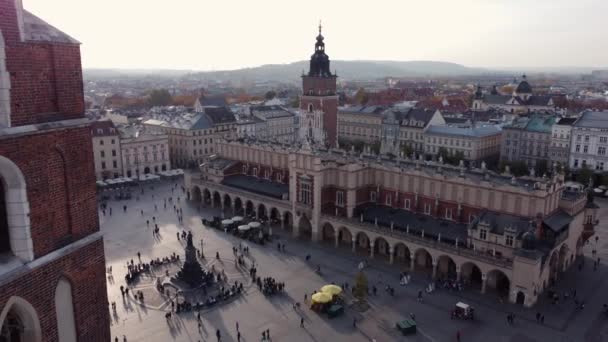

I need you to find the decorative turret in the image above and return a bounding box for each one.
[308,22,333,78]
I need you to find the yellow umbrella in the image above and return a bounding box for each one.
[311,292,332,304]
[321,284,342,296]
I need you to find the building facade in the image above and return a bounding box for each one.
[549,117,576,167]
[501,114,557,168]
[337,106,384,143]
[424,125,502,163]
[472,77,556,114]
[569,111,608,172]
[185,28,596,309]
[144,106,236,168]
[249,105,295,143]
[0,1,110,340]
[120,133,170,178]
[91,120,122,180]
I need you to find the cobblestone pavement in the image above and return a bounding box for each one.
[103,180,608,342]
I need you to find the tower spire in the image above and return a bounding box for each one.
[319,20,322,35]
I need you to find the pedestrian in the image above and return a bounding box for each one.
[120,285,125,296]
[115,337,118,342]
[216,252,220,259]
[417,290,423,302]
[237,331,241,342]
[266,328,270,339]
[125,288,129,296]
[300,317,304,327]
[137,252,141,261]
[123,335,127,342]
[262,331,266,340]
[236,321,239,331]
[216,329,221,341]
[153,216,156,222]
[109,207,112,215]
[304,294,307,302]
[141,209,144,216]
[540,315,545,324]
[123,205,127,213]
[536,312,540,322]
[456,330,461,342]
[146,220,149,227]
[353,317,357,328]
[197,312,201,322]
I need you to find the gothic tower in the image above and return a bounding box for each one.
[299,23,338,147]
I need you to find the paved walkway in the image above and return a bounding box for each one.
[102,180,608,342]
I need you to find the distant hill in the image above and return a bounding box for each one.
[188,60,488,82]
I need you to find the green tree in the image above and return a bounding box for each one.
[400,144,414,158]
[354,88,369,105]
[369,141,381,154]
[353,271,368,303]
[576,165,593,186]
[265,90,276,100]
[147,89,173,107]
[509,161,530,177]
[534,159,549,177]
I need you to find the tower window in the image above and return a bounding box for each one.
[308,104,313,112]
[0,181,10,254]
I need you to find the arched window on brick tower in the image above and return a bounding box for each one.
[0,296,42,342]
[0,30,11,127]
[0,180,10,254]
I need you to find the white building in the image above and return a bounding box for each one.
[472,76,557,114]
[569,111,608,172]
[249,105,295,143]
[90,121,122,180]
[549,117,577,166]
[120,132,170,178]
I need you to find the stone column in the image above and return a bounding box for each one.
[389,246,394,264]
[370,242,375,258]
[456,267,461,282]
[334,235,339,248]
[280,217,285,229]
[352,237,357,253]
[410,253,415,270]
[481,273,487,294]
[432,259,438,279]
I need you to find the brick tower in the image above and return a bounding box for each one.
[0,1,111,341]
[299,23,338,147]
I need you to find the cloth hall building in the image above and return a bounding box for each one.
[185,27,597,308]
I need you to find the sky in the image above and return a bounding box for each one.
[22,0,608,71]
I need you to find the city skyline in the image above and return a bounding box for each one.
[24,0,608,71]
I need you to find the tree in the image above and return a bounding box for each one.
[354,88,369,105]
[576,165,593,186]
[534,159,549,177]
[369,141,381,154]
[353,271,368,303]
[147,89,173,107]
[400,144,414,158]
[264,91,276,100]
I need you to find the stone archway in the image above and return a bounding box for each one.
[0,296,42,342]
[516,291,526,305]
[393,242,412,268]
[203,189,211,205]
[223,194,232,212]
[436,255,457,280]
[461,262,483,290]
[298,214,312,240]
[212,191,221,208]
[373,236,391,261]
[486,269,510,299]
[337,226,352,248]
[257,203,268,221]
[321,222,336,244]
[234,197,243,215]
[269,208,280,225]
[354,231,371,255]
[283,212,293,232]
[413,248,433,274]
[192,186,202,202]
[245,200,254,217]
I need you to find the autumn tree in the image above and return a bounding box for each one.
[354,88,369,105]
[147,89,173,107]
[265,91,276,100]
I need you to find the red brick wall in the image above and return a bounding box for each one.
[0,239,111,341]
[300,76,338,147]
[1,0,84,127]
[0,126,99,257]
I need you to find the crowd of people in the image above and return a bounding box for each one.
[259,276,285,296]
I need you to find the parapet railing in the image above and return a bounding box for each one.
[194,180,291,210]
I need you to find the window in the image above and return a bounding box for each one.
[584,145,589,153]
[505,235,514,247]
[99,139,104,145]
[253,167,258,177]
[574,159,579,167]
[585,135,590,142]
[575,145,580,152]
[597,162,604,171]
[576,135,581,142]
[445,208,452,220]
[599,147,606,155]
[101,161,106,170]
[370,191,377,202]
[479,229,487,240]
[112,150,116,157]
[385,195,392,206]
[112,160,117,168]
[586,215,594,224]
[111,139,115,144]
[404,199,410,210]
[336,191,345,206]
[601,136,608,143]
[424,203,431,215]
[300,180,312,205]
[100,151,105,158]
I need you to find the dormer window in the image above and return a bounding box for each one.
[505,235,514,247]
[97,129,103,134]
[479,229,487,240]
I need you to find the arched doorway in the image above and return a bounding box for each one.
[486,269,510,299]
[516,291,526,305]
[269,208,280,225]
[191,186,202,203]
[373,237,390,261]
[337,227,352,248]
[321,222,336,244]
[161,164,167,171]
[144,166,151,174]
[203,189,211,205]
[234,197,243,215]
[0,297,42,342]
[257,204,268,221]
[413,248,433,274]
[354,232,371,255]
[461,262,483,290]
[298,214,312,240]
[55,278,77,342]
[223,194,232,212]
[245,201,254,217]
[283,212,293,232]
[393,243,411,268]
[436,255,457,280]
[212,192,221,208]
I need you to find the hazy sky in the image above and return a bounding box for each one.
[23,0,608,70]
